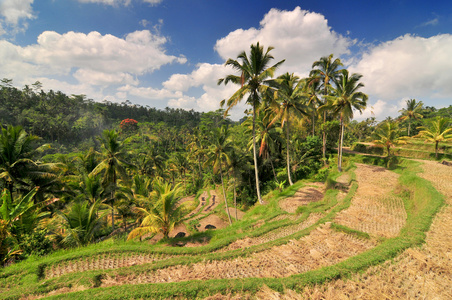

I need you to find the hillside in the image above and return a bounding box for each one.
[0,155,449,299]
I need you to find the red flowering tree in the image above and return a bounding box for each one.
[120,118,138,133]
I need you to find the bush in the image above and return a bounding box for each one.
[18,229,53,258]
[313,167,329,182]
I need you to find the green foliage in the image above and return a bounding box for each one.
[127,180,188,240]
[18,228,52,257]
[57,200,107,247]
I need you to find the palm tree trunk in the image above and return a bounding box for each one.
[269,158,278,183]
[252,106,263,204]
[435,141,439,159]
[338,117,344,172]
[286,118,294,185]
[408,120,411,137]
[234,185,237,221]
[111,190,115,231]
[322,111,327,166]
[219,163,232,224]
[312,113,315,136]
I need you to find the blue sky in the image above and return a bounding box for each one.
[0,0,451,120]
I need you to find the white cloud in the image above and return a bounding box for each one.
[215,6,353,75]
[350,34,452,103]
[77,0,162,6]
[0,30,185,83]
[118,84,182,99]
[0,0,35,35]
[419,17,439,27]
[166,7,353,120]
[77,0,132,6]
[356,99,403,121]
[142,0,162,5]
[73,69,139,86]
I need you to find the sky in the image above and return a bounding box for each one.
[0,0,451,121]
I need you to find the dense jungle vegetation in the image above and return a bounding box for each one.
[0,45,451,267]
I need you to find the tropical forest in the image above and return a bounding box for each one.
[1,44,452,299]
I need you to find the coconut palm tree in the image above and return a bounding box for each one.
[399,99,423,136]
[372,121,407,157]
[269,72,308,184]
[218,42,285,204]
[205,125,233,224]
[243,110,282,183]
[415,117,452,159]
[127,180,187,240]
[324,69,368,172]
[0,125,50,200]
[310,54,343,166]
[90,129,133,230]
[303,77,322,136]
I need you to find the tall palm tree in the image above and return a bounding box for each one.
[90,129,132,230]
[372,121,407,157]
[218,42,285,204]
[303,77,322,136]
[127,180,187,240]
[243,111,282,183]
[399,99,423,136]
[415,117,452,159]
[324,69,368,172]
[205,126,233,224]
[310,54,343,166]
[269,72,308,184]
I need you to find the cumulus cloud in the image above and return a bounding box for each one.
[0,0,35,35]
[0,30,185,86]
[215,6,353,75]
[350,34,452,103]
[118,84,182,99]
[166,6,353,119]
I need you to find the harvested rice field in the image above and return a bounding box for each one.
[2,158,450,300]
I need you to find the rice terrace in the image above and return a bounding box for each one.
[1,4,452,298]
[1,149,451,299]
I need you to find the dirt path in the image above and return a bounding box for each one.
[334,163,406,238]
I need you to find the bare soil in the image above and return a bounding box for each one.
[101,223,376,287]
[334,163,406,237]
[279,182,325,213]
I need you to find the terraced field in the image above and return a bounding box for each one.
[0,158,449,299]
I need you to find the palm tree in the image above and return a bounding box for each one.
[57,200,107,247]
[269,72,308,184]
[415,117,452,159]
[205,126,233,224]
[324,69,368,172]
[127,180,187,240]
[243,111,282,183]
[310,54,343,166]
[90,129,132,230]
[218,42,285,204]
[0,125,50,200]
[372,121,407,157]
[399,99,423,136]
[303,77,322,136]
